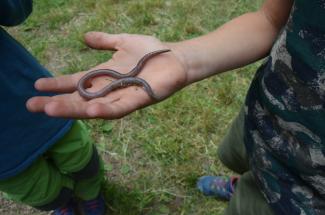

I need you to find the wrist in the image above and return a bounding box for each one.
[164,41,204,86]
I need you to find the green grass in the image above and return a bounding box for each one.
[6,0,263,214]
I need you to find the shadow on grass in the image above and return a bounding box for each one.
[102,180,178,215]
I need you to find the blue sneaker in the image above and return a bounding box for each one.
[53,200,77,215]
[197,175,239,201]
[79,194,106,215]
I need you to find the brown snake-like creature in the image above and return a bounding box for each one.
[77,49,170,100]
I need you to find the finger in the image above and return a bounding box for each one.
[31,95,100,118]
[84,32,124,51]
[26,96,53,112]
[26,93,83,112]
[34,60,117,93]
[35,72,86,93]
[43,100,93,118]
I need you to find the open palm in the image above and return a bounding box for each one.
[26,32,187,119]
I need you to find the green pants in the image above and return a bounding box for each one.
[0,121,104,210]
[218,108,274,215]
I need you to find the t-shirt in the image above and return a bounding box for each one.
[244,0,325,214]
[0,0,73,180]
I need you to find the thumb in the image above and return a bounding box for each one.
[84,31,123,50]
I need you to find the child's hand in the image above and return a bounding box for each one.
[26,32,187,119]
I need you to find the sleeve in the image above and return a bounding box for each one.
[0,0,33,26]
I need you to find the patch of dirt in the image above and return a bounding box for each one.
[0,198,50,215]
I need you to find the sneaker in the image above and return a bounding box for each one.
[53,200,77,215]
[79,194,106,215]
[197,175,239,201]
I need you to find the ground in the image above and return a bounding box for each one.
[1,0,263,214]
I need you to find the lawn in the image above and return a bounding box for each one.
[2,0,263,214]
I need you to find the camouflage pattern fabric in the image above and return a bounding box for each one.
[244,0,325,214]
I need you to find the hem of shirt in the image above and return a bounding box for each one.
[0,120,74,180]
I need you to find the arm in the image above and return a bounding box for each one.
[170,0,293,85]
[26,0,293,119]
[0,0,33,26]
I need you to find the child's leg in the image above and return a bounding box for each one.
[48,120,104,201]
[0,120,104,212]
[0,157,74,210]
[73,157,104,201]
[217,107,249,174]
[223,171,274,215]
[216,108,274,214]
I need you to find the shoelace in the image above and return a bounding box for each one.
[59,207,71,215]
[211,176,238,198]
[85,199,99,210]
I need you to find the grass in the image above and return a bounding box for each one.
[4,0,263,214]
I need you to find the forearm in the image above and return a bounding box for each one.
[167,10,282,85]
